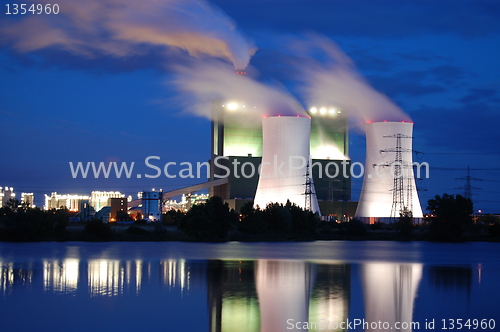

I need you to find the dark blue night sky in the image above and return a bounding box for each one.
[1,0,499,212]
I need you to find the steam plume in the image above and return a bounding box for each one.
[171,61,306,124]
[290,35,411,129]
[0,0,255,69]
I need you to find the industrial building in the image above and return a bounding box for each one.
[1,188,34,209]
[209,95,356,219]
[21,193,35,207]
[207,95,426,223]
[44,191,126,213]
[44,192,90,212]
[0,186,15,207]
[90,191,125,211]
[109,197,128,222]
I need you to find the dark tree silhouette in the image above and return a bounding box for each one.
[179,196,235,241]
[427,194,473,242]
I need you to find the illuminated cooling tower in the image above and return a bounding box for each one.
[355,121,423,223]
[253,116,320,213]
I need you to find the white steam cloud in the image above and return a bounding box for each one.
[2,3,412,133]
[290,35,411,128]
[0,0,255,69]
[171,61,306,124]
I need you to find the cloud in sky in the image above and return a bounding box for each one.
[0,0,255,69]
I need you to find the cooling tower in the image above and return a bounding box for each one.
[355,121,423,223]
[253,116,320,213]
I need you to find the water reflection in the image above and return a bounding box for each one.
[429,266,472,292]
[0,254,494,332]
[208,260,260,332]
[256,260,313,331]
[309,264,350,331]
[0,261,34,295]
[43,259,79,294]
[206,260,350,332]
[362,264,422,332]
[427,265,473,315]
[0,259,202,298]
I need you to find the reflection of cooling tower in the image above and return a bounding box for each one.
[361,263,422,332]
[308,264,350,331]
[255,260,313,332]
[355,121,423,223]
[253,116,320,213]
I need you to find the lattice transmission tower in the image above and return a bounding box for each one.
[379,133,414,220]
[455,166,482,199]
[304,162,314,211]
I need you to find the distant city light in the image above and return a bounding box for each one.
[320,107,327,114]
[310,107,317,113]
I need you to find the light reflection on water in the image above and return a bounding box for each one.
[43,259,79,294]
[0,242,499,332]
[361,264,422,332]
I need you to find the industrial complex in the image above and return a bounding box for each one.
[209,70,357,220]
[1,70,426,224]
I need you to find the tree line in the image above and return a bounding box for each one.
[1,194,499,242]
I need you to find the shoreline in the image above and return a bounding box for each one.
[2,222,500,243]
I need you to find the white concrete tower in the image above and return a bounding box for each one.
[253,116,320,213]
[355,121,423,223]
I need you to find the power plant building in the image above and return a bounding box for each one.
[209,101,355,218]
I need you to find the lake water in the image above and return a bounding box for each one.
[1,241,499,331]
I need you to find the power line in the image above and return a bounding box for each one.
[428,167,500,171]
[414,151,500,155]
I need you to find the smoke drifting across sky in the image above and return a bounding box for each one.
[169,34,411,131]
[288,35,412,128]
[171,61,307,124]
[0,0,255,69]
[1,0,410,128]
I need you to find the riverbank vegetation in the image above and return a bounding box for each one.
[1,195,499,242]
